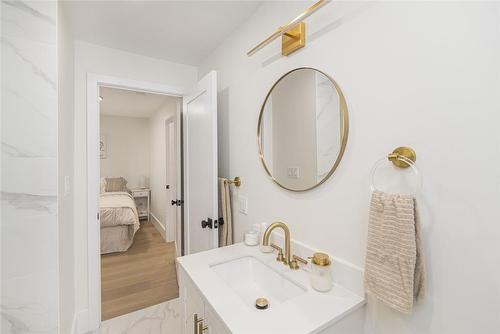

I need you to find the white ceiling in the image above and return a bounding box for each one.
[99,87,178,118]
[63,0,262,66]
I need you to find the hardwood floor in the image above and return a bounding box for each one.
[101,221,178,320]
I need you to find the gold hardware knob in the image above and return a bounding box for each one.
[388,147,416,168]
[270,243,285,263]
[290,254,308,270]
[198,322,208,333]
[227,176,241,187]
[270,243,281,252]
[308,252,331,266]
[233,176,241,187]
[194,314,204,334]
[255,297,269,310]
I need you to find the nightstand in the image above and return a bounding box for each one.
[131,188,150,221]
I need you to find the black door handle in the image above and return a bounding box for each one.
[201,218,213,229]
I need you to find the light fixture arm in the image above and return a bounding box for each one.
[247,0,330,56]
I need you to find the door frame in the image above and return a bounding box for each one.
[86,73,185,331]
[164,115,180,253]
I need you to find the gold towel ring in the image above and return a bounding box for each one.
[370,147,422,195]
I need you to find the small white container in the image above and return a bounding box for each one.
[244,230,259,246]
[309,252,333,292]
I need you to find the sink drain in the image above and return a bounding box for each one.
[255,297,269,310]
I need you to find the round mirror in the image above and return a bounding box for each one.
[257,68,348,192]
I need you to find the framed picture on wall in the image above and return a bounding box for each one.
[100,135,107,159]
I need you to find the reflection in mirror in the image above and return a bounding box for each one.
[258,68,348,191]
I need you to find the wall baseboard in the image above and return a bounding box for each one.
[72,309,90,334]
[150,212,167,241]
[70,312,78,334]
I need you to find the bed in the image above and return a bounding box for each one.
[100,177,140,254]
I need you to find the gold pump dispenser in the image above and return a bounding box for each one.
[309,252,331,266]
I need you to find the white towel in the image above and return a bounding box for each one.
[364,190,425,313]
[218,178,233,247]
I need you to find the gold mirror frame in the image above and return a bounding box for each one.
[257,67,349,192]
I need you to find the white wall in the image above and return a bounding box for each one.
[73,41,197,326]
[58,4,76,334]
[149,100,179,239]
[200,2,500,333]
[1,1,59,332]
[100,115,150,188]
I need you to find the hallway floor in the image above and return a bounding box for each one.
[101,221,178,320]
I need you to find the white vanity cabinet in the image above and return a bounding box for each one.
[179,265,231,334]
[177,243,365,334]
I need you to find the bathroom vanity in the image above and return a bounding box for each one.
[177,242,365,334]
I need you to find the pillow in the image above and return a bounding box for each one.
[100,178,107,194]
[105,177,128,192]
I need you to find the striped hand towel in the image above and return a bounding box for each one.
[364,190,425,313]
[218,178,233,247]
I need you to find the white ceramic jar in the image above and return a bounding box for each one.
[244,230,259,246]
[309,252,333,292]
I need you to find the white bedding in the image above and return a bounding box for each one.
[99,191,140,254]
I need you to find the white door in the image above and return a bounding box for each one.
[183,71,218,254]
[165,117,177,245]
[175,101,183,255]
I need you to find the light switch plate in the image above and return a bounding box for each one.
[238,195,248,215]
[287,167,300,179]
[64,176,71,196]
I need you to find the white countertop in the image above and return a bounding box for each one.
[177,243,365,334]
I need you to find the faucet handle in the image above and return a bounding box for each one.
[290,254,308,270]
[270,243,281,252]
[270,243,285,263]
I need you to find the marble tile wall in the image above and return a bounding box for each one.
[315,73,341,181]
[1,1,59,333]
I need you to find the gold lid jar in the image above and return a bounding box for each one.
[309,252,333,292]
[310,252,331,266]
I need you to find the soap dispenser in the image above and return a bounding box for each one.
[309,252,333,292]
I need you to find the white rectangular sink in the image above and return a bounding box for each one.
[210,256,306,308]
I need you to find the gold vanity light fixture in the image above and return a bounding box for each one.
[388,147,417,168]
[247,0,330,57]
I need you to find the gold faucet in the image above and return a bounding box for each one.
[262,222,291,266]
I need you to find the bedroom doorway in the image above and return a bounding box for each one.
[86,72,218,331]
[98,86,182,320]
